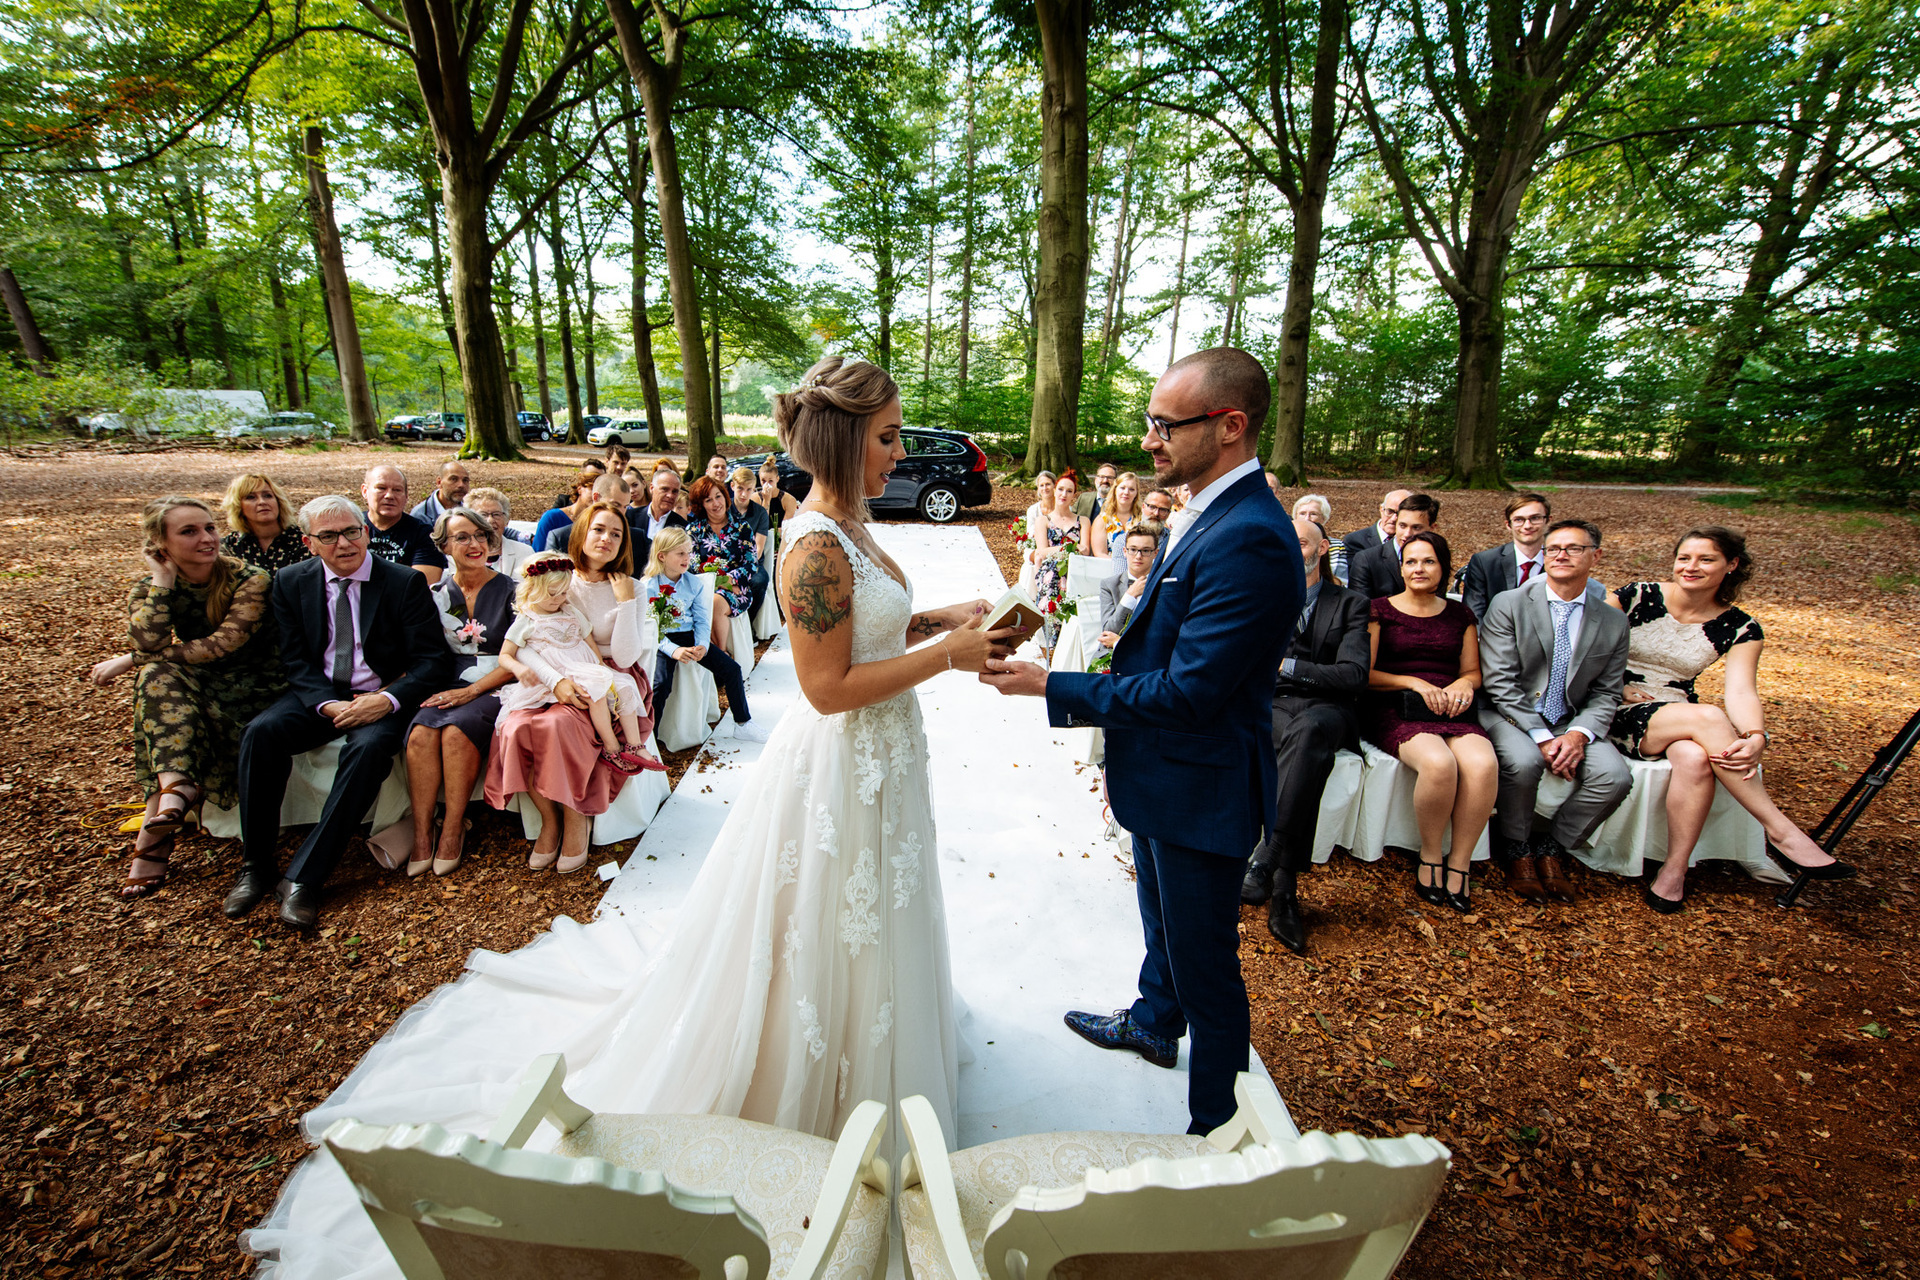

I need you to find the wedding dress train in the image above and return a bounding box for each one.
[248,510,958,1277]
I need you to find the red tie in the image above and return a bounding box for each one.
[1519,560,1535,584]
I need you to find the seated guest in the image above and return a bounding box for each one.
[1089,471,1143,560]
[1610,526,1854,911]
[604,443,631,475]
[227,496,453,929]
[1364,530,1497,914]
[404,507,518,878]
[362,465,447,583]
[1265,470,1283,499]
[703,454,731,487]
[220,473,310,574]
[545,473,636,552]
[1097,521,1166,649]
[485,501,658,872]
[1242,515,1371,952]
[534,466,604,552]
[1018,469,1058,594]
[687,475,755,655]
[1347,492,1439,599]
[91,497,285,899]
[730,467,772,616]
[758,457,799,530]
[1292,493,1344,585]
[1477,519,1632,906]
[1140,486,1174,526]
[635,467,688,570]
[1074,462,1117,524]
[1032,472,1082,653]
[644,527,766,742]
[1463,492,1551,621]
[1343,487,1409,563]
[409,459,471,528]
[550,458,606,510]
[465,487,532,576]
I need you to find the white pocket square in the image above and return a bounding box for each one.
[1160,576,1179,583]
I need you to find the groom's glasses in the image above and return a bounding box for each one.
[1142,407,1234,441]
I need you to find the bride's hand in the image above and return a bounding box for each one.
[940,613,1022,673]
[941,599,992,630]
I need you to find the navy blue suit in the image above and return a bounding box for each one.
[1046,467,1301,1130]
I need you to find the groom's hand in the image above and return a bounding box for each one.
[979,657,1049,697]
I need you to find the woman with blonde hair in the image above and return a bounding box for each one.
[220,473,309,574]
[90,497,285,897]
[1089,470,1143,559]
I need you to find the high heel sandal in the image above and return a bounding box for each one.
[1442,865,1472,914]
[1414,854,1447,906]
[1764,841,1857,881]
[119,783,202,900]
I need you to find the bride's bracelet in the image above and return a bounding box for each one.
[938,631,953,671]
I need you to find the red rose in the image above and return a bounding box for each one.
[660,583,675,596]
[1045,599,1058,614]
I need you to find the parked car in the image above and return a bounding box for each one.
[516,411,554,442]
[737,427,991,524]
[416,412,467,442]
[586,417,645,447]
[383,414,424,439]
[224,411,339,440]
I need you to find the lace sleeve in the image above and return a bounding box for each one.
[140,571,270,665]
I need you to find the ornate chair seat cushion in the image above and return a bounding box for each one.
[555,1113,887,1280]
[898,1130,1213,1280]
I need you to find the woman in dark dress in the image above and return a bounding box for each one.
[219,473,310,574]
[404,507,517,877]
[90,498,285,898]
[1364,531,1497,912]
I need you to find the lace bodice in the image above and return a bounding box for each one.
[781,512,914,665]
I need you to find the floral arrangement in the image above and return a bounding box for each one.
[696,555,737,595]
[1044,596,1078,621]
[452,618,487,653]
[648,581,678,633]
[1087,650,1111,674]
[1011,517,1032,553]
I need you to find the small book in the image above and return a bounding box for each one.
[981,587,1047,638]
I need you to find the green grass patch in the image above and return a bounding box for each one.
[1873,572,1920,592]
[1837,514,1886,534]
[1697,492,1758,509]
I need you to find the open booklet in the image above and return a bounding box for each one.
[981,587,1049,639]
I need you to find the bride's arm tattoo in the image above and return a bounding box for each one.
[787,533,853,636]
[907,613,945,638]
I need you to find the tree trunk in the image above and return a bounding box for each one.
[0,267,54,371]
[609,0,716,475]
[547,204,586,444]
[1024,0,1089,477]
[709,275,725,437]
[437,149,517,459]
[1097,118,1138,388]
[957,30,977,394]
[99,178,160,371]
[580,237,600,416]
[625,100,670,450]
[876,243,895,373]
[1168,146,1192,367]
[267,268,301,408]
[525,231,554,421]
[303,126,378,442]
[424,171,460,362]
[1447,264,1507,488]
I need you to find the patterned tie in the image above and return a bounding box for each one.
[1519,559,1535,584]
[1540,598,1575,726]
[331,577,356,698]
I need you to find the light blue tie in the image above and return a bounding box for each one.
[1541,599,1576,726]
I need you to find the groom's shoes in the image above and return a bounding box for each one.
[1063,1009,1178,1069]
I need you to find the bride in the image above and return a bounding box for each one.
[247,358,1016,1272]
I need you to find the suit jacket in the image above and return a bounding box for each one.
[1346,538,1405,600]
[1048,469,1301,857]
[1098,569,1148,635]
[272,554,454,715]
[1463,541,1537,622]
[1343,522,1385,561]
[630,508,686,572]
[1275,580,1370,702]
[1475,577,1628,743]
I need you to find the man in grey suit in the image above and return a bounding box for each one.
[1476,519,1633,906]
[1462,492,1551,621]
[1096,521,1167,649]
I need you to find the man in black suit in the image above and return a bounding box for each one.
[1462,492,1551,621]
[1341,487,1409,564]
[227,495,453,928]
[632,468,687,570]
[1346,492,1439,599]
[1240,514,1371,953]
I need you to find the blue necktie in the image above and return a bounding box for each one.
[1541,599,1575,726]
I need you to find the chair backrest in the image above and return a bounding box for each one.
[1064,554,1118,600]
[980,1129,1450,1280]
[324,1118,770,1280]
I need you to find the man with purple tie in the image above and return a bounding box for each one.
[228,495,452,928]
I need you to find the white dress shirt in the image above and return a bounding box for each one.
[1165,456,1262,554]
[1513,543,1545,585]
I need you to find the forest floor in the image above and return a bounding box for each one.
[0,441,1914,1278]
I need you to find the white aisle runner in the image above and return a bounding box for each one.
[249,525,1260,1277]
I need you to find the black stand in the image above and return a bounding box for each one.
[1776,707,1920,908]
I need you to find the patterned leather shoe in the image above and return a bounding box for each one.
[1063,1009,1178,1069]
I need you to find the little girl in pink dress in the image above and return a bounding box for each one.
[497,556,664,776]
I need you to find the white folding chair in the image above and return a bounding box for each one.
[753,528,784,641]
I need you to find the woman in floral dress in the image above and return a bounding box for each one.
[688,474,757,656]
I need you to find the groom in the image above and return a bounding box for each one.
[982,347,1301,1133]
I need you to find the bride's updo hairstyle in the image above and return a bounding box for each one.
[772,357,900,521]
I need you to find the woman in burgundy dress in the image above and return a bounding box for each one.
[1364,531,1497,913]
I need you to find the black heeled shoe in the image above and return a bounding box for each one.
[1642,880,1686,914]
[1415,855,1447,907]
[1442,865,1472,915]
[1765,841,1857,881]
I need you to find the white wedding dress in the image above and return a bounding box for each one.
[247,510,958,1276]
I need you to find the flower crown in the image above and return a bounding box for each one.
[523,555,574,577]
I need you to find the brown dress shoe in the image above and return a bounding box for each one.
[1537,851,1576,904]
[1506,854,1547,904]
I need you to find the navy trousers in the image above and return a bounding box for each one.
[1128,834,1251,1133]
[653,630,750,723]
